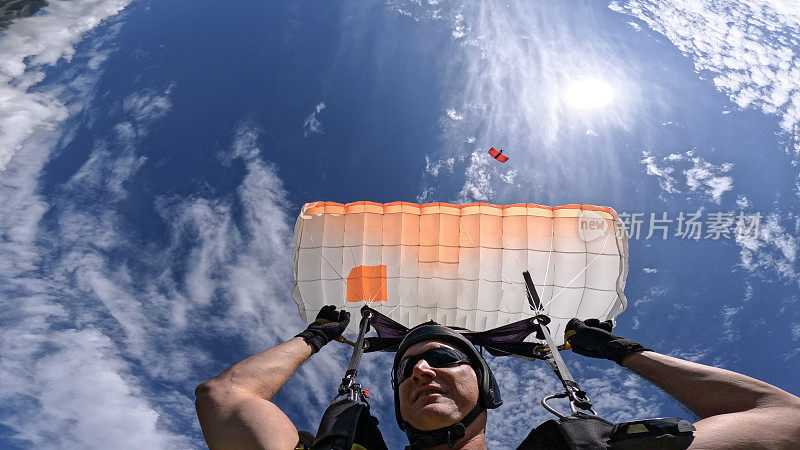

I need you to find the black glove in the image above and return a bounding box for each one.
[565,318,650,365]
[295,305,350,353]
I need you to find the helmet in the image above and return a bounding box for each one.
[391,323,503,431]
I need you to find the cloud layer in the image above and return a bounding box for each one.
[0,6,340,441]
[1,99,331,446]
[610,0,800,161]
[0,24,194,445]
[640,150,734,203]
[0,0,133,170]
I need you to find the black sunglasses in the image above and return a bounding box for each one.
[396,347,472,383]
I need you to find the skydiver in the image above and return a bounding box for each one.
[195,305,800,449]
[488,147,509,163]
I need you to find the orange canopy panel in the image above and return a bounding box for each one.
[346,265,388,303]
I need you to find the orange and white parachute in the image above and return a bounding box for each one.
[291,201,628,345]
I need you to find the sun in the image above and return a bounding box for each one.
[564,78,615,110]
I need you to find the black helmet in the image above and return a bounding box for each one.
[391,323,503,434]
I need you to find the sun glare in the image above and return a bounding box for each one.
[565,78,615,110]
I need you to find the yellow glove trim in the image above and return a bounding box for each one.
[564,329,577,341]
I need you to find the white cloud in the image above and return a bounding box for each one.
[485,360,561,445]
[425,154,455,176]
[69,140,147,201]
[458,150,494,203]
[640,150,734,204]
[452,14,467,39]
[633,286,667,308]
[736,195,752,209]
[0,0,133,170]
[0,82,68,170]
[736,211,799,282]
[609,0,800,160]
[1,327,191,449]
[416,186,435,203]
[669,346,709,362]
[446,108,464,121]
[120,83,175,137]
[721,305,744,341]
[64,83,172,203]
[386,0,448,23]
[684,159,734,204]
[640,151,679,194]
[497,167,516,184]
[303,101,326,137]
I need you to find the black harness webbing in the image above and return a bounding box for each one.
[517,414,695,450]
[404,405,484,449]
[311,398,387,450]
[517,412,614,450]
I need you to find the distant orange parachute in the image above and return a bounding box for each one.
[489,147,509,162]
[292,201,629,346]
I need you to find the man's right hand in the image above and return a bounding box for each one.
[295,305,351,353]
[565,318,649,365]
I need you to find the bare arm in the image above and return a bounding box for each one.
[195,337,313,450]
[622,351,800,449]
[195,306,349,449]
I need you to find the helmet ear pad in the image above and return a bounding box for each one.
[462,346,502,410]
[479,360,502,409]
[392,324,503,430]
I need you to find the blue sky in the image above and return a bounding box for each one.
[1,0,800,448]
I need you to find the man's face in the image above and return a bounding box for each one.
[397,340,480,431]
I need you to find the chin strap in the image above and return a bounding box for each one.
[404,405,483,449]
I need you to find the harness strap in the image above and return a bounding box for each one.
[523,271,594,416]
[338,308,373,401]
[404,405,484,449]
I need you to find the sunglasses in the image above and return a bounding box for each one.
[396,347,472,384]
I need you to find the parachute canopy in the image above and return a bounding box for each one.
[292,201,628,346]
[488,147,509,162]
